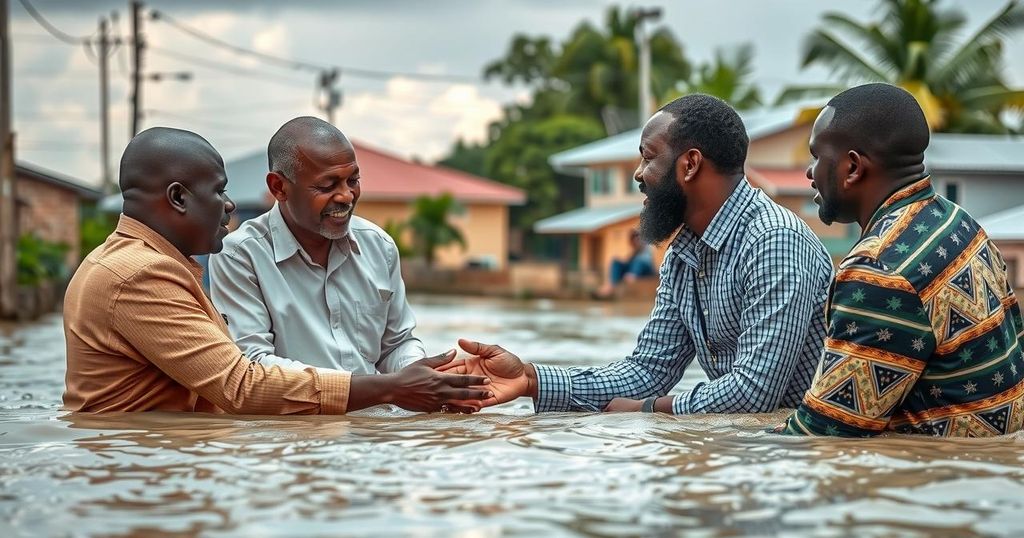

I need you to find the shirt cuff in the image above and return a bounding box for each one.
[317,369,351,415]
[672,382,705,415]
[533,364,572,412]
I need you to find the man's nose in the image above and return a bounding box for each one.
[333,186,354,205]
[225,194,236,214]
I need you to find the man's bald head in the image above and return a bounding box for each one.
[117,127,233,257]
[120,127,223,198]
[268,116,353,180]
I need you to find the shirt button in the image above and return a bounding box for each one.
[698,270,706,278]
[703,309,709,316]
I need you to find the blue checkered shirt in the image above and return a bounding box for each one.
[535,180,834,414]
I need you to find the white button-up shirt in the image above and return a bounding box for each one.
[209,204,425,374]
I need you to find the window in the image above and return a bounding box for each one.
[626,166,641,193]
[589,168,612,195]
[944,181,961,204]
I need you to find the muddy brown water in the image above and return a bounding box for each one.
[2,296,1022,537]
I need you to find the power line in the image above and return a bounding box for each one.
[148,46,311,88]
[149,7,486,84]
[17,0,91,44]
[150,9,323,72]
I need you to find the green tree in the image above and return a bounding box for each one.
[483,114,606,230]
[407,194,466,268]
[484,6,690,133]
[778,0,1024,133]
[664,43,763,110]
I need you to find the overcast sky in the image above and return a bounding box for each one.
[10,0,1023,186]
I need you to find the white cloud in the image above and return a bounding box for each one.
[339,77,502,163]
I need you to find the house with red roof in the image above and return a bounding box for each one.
[219,141,525,270]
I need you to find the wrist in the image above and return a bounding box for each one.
[525,363,539,399]
[654,396,673,414]
[377,373,397,405]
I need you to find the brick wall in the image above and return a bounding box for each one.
[16,177,82,267]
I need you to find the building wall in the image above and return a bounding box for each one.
[357,200,511,269]
[16,177,82,267]
[747,126,811,169]
[585,163,644,208]
[577,216,668,282]
[931,173,1024,219]
[994,240,1024,296]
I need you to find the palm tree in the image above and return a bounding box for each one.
[484,6,690,133]
[407,194,466,268]
[777,0,1024,133]
[664,43,763,110]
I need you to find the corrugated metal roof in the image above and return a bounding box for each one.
[550,111,1024,176]
[978,204,1024,240]
[534,204,641,234]
[926,134,1024,173]
[16,161,102,200]
[550,103,816,172]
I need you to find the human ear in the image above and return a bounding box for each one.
[678,149,703,183]
[845,150,869,187]
[266,172,289,202]
[166,182,187,214]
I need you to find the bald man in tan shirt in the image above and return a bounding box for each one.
[63,127,490,414]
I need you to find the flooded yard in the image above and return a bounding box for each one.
[2,295,1024,536]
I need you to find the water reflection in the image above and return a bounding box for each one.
[2,297,1024,536]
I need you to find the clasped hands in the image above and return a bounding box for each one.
[422,339,659,414]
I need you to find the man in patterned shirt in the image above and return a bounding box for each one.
[442,94,835,415]
[780,83,1024,437]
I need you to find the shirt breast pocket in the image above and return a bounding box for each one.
[354,297,390,359]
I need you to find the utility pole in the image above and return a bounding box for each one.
[97,16,113,194]
[0,0,17,318]
[634,7,662,125]
[129,0,144,137]
[317,68,341,124]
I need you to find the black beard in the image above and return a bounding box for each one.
[816,166,840,226]
[638,167,687,245]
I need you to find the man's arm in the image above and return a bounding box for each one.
[208,249,312,370]
[533,256,696,411]
[115,261,348,414]
[672,228,829,414]
[376,243,426,373]
[117,261,493,414]
[781,261,934,436]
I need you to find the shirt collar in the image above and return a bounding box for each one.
[863,176,935,233]
[268,203,360,264]
[671,178,756,256]
[115,214,204,281]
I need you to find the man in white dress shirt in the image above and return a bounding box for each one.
[209,117,426,377]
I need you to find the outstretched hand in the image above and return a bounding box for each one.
[389,351,493,413]
[436,339,535,407]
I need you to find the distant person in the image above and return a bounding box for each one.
[63,127,491,414]
[779,83,1024,437]
[594,229,656,299]
[209,118,438,394]
[443,94,834,415]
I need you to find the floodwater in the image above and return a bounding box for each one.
[2,295,1024,537]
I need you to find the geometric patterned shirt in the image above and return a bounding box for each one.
[535,179,835,414]
[782,178,1024,437]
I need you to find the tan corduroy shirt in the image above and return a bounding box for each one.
[63,215,351,414]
